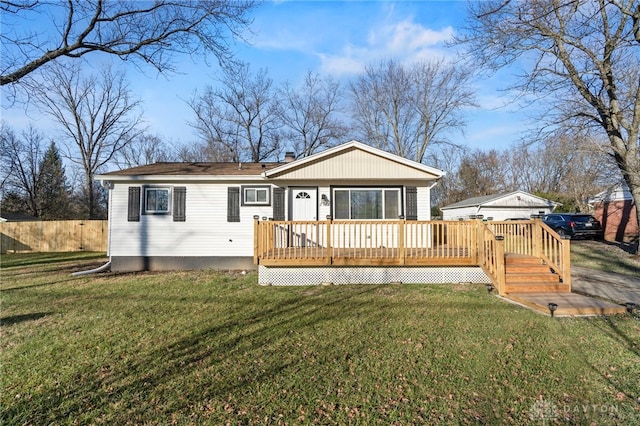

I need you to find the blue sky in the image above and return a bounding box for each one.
[2,1,531,154]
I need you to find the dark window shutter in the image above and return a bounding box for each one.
[406,186,418,220]
[128,187,141,222]
[273,187,285,220]
[228,187,240,222]
[173,187,186,222]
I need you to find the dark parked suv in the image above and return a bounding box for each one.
[542,213,603,239]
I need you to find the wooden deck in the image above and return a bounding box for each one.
[254,219,571,295]
[254,219,628,316]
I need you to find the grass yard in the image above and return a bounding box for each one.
[1,253,639,424]
[570,240,640,276]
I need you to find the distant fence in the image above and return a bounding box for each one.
[0,220,108,253]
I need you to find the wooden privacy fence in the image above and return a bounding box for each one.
[0,220,108,253]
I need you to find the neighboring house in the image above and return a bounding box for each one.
[440,191,559,221]
[589,182,638,242]
[96,141,445,272]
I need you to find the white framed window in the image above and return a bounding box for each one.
[144,187,171,214]
[242,185,271,206]
[332,187,401,220]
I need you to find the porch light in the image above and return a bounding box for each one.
[548,303,558,318]
[626,302,637,314]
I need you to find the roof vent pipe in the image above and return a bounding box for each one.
[284,152,295,162]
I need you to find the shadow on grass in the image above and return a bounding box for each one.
[601,239,639,255]
[561,315,640,415]
[1,312,52,326]
[2,285,387,423]
[0,252,107,269]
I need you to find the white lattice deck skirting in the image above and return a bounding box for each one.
[258,266,491,286]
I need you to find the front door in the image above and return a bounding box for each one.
[291,188,318,221]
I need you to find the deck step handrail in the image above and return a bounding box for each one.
[478,224,506,294]
[538,222,572,290]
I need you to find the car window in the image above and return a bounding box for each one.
[572,215,594,223]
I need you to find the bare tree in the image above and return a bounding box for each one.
[424,144,465,211]
[349,59,476,163]
[278,71,348,158]
[460,0,640,246]
[115,133,173,169]
[0,123,45,216]
[452,149,510,200]
[1,0,257,89]
[174,142,236,163]
[32,63,144,218]
[188,62,282,162]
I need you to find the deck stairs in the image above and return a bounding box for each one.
[503,254,627,316]
[504,254,569,294]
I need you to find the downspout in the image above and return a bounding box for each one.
[72,178,113,276]
[71,261,111,276]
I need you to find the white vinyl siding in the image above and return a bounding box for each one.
[108,181,436,258]
[109,182,276,257]
[269,148,441,180]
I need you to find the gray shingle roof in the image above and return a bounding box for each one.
[99,162,283,177]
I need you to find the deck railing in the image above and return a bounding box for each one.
[487,220,571,290]
[254,218,477,266]
[254,218,570,293]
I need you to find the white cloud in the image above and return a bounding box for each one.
[318,18,455,77]
[249,3,456,78]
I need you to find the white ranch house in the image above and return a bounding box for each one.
[96,143,621,314]
[96,141,445,274]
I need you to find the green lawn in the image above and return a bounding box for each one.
[570,240,640,276]
[1,253,639,424]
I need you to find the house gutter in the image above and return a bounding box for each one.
[71,260,111,276]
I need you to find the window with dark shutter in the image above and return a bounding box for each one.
[406,186,418,220]
[273,187,285,220]
[128,187,141,222]
[173,187,186,222]
[228,187,240,222]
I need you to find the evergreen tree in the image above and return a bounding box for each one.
[36,142,72,219]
